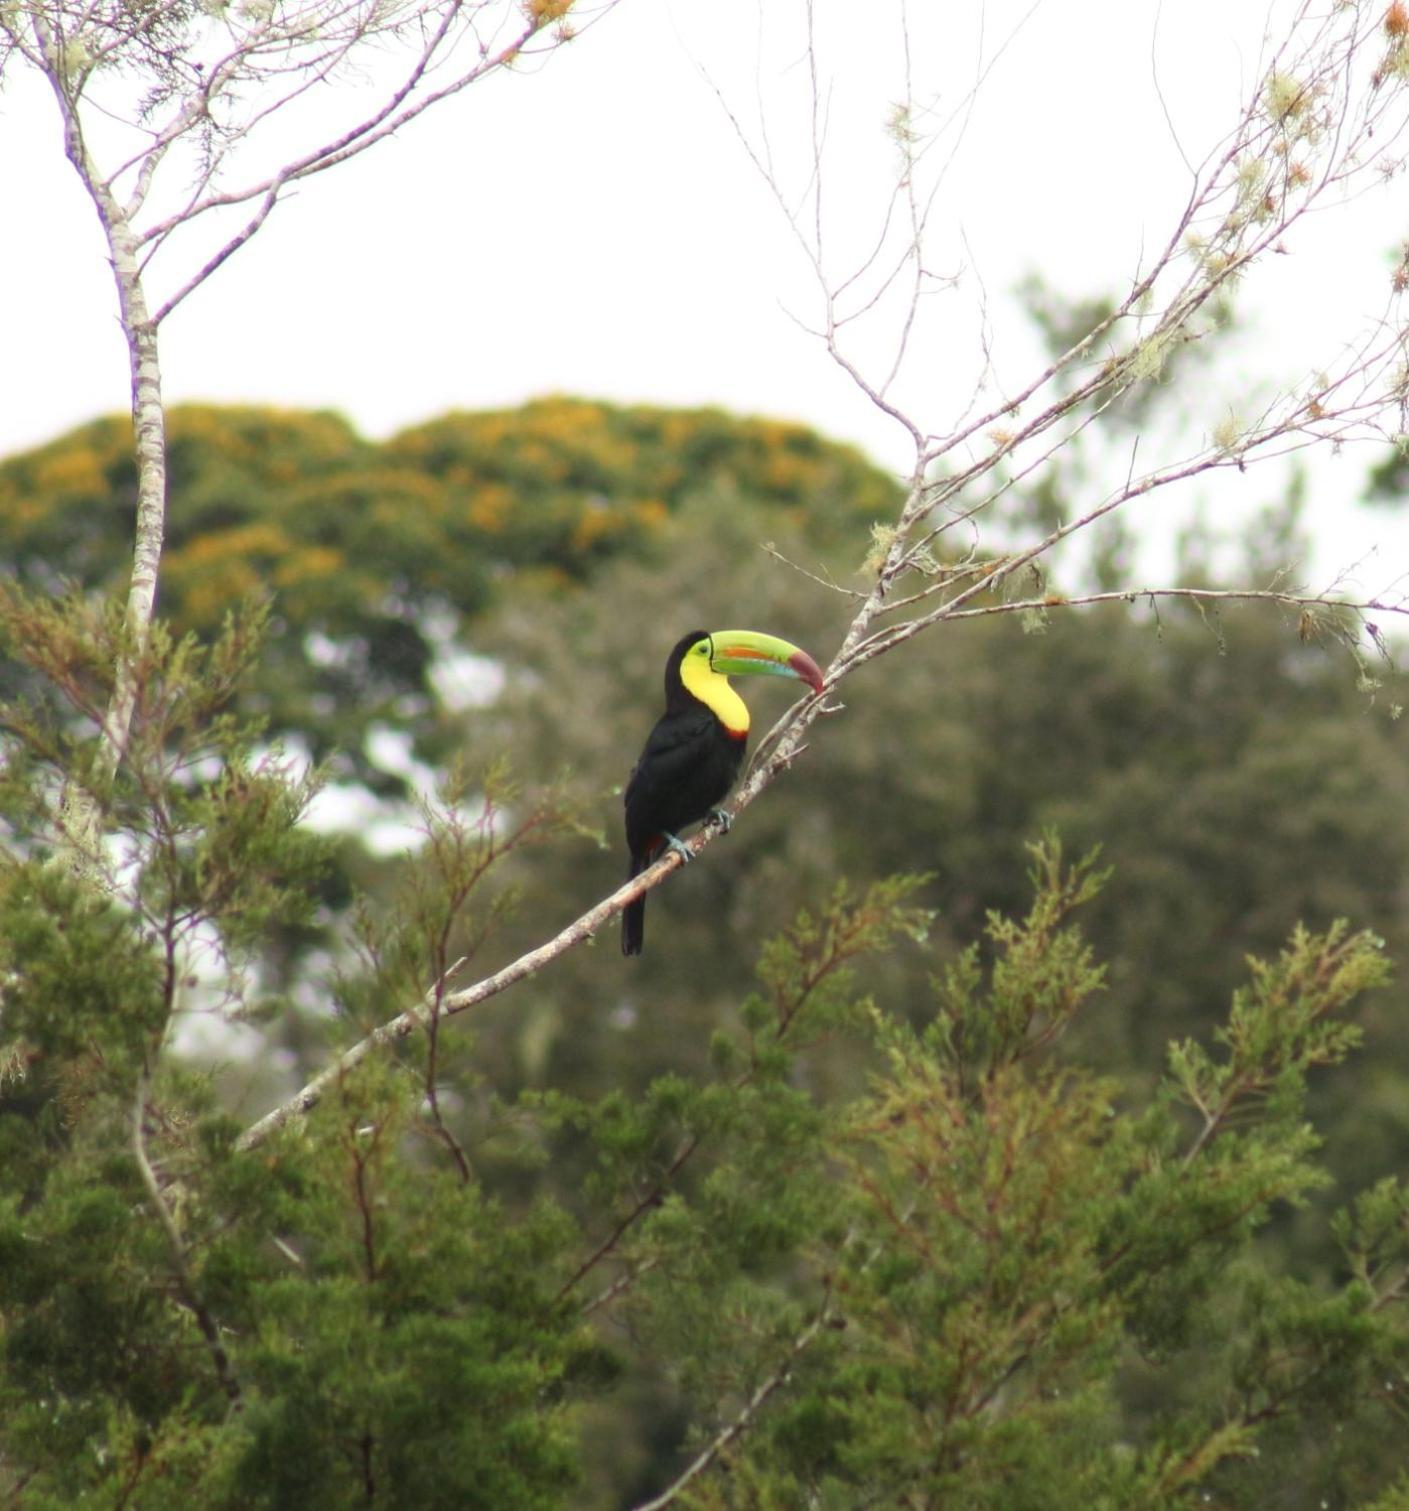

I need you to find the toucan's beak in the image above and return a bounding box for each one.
[708,630,826,694]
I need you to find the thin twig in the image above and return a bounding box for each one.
[422,953,472,1182]
[761,542,865,598]
[931,584,1407,627]
[554,1135,702,1306]
[580,1255,661,1318]
[630,1305,831,1511]
[234,816,721,1150]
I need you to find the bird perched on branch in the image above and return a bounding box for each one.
[622,628,825,956]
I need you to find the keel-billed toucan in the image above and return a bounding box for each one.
[622,628,826,955]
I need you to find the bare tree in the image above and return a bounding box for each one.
[0,0,605,863]
[241,1,1409,1149]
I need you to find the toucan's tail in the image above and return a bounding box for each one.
[622,850,649,956]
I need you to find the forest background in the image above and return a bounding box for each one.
[4,1,1409,1507]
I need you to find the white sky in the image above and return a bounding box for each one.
[4,0,1409,592]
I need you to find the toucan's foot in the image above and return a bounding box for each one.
[709,807,733,835]
[661,832,693,864]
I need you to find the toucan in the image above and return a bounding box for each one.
[622,628,826,956]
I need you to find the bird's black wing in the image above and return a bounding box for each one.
[623,706,723,853]
[622,712,721,956]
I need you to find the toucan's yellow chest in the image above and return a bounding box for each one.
[679,655,750,737]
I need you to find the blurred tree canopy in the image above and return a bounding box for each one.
[0,399,898,790]
[2,396,1409,1506]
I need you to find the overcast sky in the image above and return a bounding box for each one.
[4,0,1409,590]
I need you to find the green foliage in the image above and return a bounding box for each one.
[213,1066,590,1511]
[0,1065,596,1507]
[0,586,329,967]
[930,836,1109,1078]
[1167,921,1385,1155]
[2,662,1407,1508]
[636,855,1403,1509]
[0,601,606,1504]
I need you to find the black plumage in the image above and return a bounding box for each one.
[621,631,747,956]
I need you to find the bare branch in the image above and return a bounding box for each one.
[232,4,1409,1157]
[234,836,701,1151]
[152,184,283,324]
[933,583,1409,628]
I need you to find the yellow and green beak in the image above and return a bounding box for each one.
[707,630,825,694]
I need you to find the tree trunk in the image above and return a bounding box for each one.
[37,26,168,869]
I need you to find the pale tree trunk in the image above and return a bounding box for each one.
[37,22,168,873]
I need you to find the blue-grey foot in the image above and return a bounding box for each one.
[661,832,693,863]
[709,808,733,834]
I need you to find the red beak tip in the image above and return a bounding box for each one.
[790,652,826,694]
